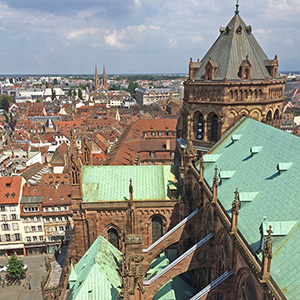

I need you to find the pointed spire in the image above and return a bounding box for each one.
[199,152,205,182]
[212,166,218,203]
[261,225,273,281]
[129,179,133,201]
[230,188,240,233]
[235,0,239,14]
[94,65,100,91]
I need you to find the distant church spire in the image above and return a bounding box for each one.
[94,65,100,91]
[99,65,109,91]
[235,0,239,14]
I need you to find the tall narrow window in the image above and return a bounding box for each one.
[152,216,163,243]
[193,112,204,140]
[108,228,119,249]
[211,115,219,142]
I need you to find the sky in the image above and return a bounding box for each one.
[0,0,299,74]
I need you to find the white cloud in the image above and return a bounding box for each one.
[104,24,161,49]
[66,28,101,40]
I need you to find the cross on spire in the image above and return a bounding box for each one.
[235,0,239,14]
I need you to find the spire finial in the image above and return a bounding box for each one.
[235,0,239,14]
[129,179,133,201]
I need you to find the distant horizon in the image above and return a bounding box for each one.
[0,71,300,78]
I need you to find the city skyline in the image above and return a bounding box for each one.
[0,0,299,74]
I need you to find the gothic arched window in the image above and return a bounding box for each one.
[152,216,163,243]
[236,272,257,300]
[211,114,219,142]
[193,112,204,140]
[108,228,119,249]
[266,110,272,123]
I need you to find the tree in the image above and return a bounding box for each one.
[53,78,58,85]
[0,95,12,112]
[78,89,83,100]
[51,89,56,100]
[126,81,138,98]
[7,254,26,280]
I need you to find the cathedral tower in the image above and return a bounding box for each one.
[94,65,100,91]
[177,4,285,149]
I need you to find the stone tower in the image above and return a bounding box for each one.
[94,65,100,91]
[177,4,285,149]
[99,65,109,91]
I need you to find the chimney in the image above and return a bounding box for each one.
[166,139,170,150]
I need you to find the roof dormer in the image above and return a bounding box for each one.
[205,57,216,80]
[240,55,251,80]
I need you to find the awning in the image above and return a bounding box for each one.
[0,244,24,250]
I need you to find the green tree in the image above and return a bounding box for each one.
[78,89,83,100]
[72,89,76,97]
[53,78,58,85]
[126,81,138,98]
[51,89,56,100]
[68,89,72,96]
[0,95,12,112]
[7,254,26,280]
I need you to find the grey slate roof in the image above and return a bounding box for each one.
[21,196,44,203]
[194,13,275,81]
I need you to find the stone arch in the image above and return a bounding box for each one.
[104,223,122,250]
[266,109,273,124]
[227,109,238,128]
[207,112,219,142]
[249,109,262,121]
[234,268,258,300]
[202,203,214,236]
[151,215,163,243]
[274,108,280,120]
[192,183,203,208]
[215,229,232,277]
[239,108,249,117]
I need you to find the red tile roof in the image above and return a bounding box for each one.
[0,177,24,204]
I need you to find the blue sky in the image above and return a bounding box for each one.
[0,0,299,74]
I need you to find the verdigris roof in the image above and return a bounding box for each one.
[194,12,275,81]
[81,165,178,202]
[66,235,122,300]
[145,253,195,300]
[201,117,300,299]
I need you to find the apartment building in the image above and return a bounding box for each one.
[0,177,25,257]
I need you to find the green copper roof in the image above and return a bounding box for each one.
[146,253,195,300]
[66,235,122,300]
[81,165,178,202]
[201,117,300,299]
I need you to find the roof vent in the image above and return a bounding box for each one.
[231,134,242,142]
[263,221,297,236]
[219,171,235,179]
[203,154,221,163]
[277,162,292,173]
[239,192,258,202]
[250,146,262,154]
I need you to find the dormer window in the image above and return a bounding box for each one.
[205,58,215,80]
[236,25,242,35]
[5,193,9,199]
[240,56,251,80]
